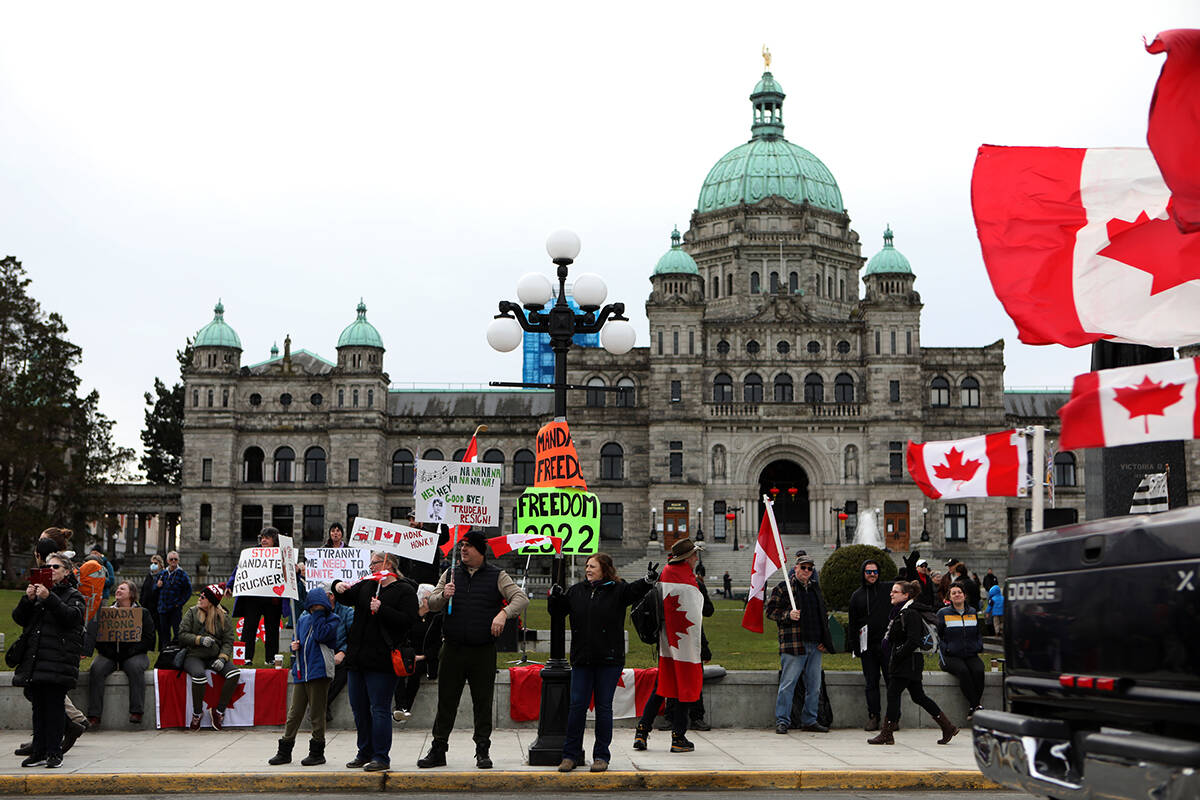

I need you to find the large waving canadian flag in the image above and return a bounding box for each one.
[741,508,785,633]
[154,668,286,729]
[972,146,1200,348]
[1059,357,1200,450]
[656,562,704,703]
[907,430,1028,500]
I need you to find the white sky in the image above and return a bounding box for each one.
[2,1,1196,465]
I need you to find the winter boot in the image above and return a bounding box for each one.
[934,711,959,745]
[867,718,896,745]
[268,738,295,765]
[632,721,650,751]
[670,733,695,753]
[417,740,448,768]
[864,714,880,732]
[301,739,326,766]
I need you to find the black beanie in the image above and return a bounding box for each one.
[461,531,488,557]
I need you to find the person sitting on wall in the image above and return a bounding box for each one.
[85,580,155,726]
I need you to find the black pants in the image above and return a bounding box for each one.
[25,684,68,758]
[431,642,496,749]
[638,684,689,737]
[395,671,421,712]
[860,647,887,717]
[942,654,985,707]
[327,662,348,718]
[159,606,183,647]
[885,675,942,723]
[663,691,705,723]
[241,603,282,665]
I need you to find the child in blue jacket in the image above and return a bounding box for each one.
[267,586,338,767]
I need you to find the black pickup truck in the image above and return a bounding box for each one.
[973,507,1200,800]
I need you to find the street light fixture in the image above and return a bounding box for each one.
[831,506,846,549]
[650,507,657,542]
[726,506,743,551]
[920,507,929,542]
[486,230,634,767]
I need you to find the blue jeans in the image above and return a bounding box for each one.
[348,669,398,764]
[775,645,823,726]
[563,664,623,763]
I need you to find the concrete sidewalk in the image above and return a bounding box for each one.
[0,727,998,794]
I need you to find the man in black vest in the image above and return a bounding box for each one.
[418,530,528,769]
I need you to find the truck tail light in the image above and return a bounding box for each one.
[1076,676,1094,689]
[1095,677,1115,691]
[1059,674,1076,687]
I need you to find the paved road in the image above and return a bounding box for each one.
[12,794,1037,800]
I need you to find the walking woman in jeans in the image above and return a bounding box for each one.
[868,580,958,746]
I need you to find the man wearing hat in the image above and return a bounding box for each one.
[419,530,529,770]
[765,553,835,734]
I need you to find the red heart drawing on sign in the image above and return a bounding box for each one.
[272,584,286,596]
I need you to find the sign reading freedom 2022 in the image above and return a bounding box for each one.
[514,487,600,555]
[413,460,502,527]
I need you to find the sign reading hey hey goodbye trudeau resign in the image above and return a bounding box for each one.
[232,535,299,598]
[348,517,439,564]
[413,460,502,527]
[515,487,600,555]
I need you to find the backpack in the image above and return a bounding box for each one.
[789,669,834,729]
[630,583,662,645]
[917,614,939,654]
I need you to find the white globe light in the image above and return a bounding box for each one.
[572,272,608,309]
[601,318,636,355]
[486,316,523,352]
[545,229,582,262]
[516,272,553,308]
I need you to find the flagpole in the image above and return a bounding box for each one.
[762,495,796,611]
[1031,425,1045,532]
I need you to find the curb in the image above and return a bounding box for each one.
[0,769,1001,794]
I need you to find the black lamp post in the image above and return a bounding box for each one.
[650,507,657,542]
[485,229,635,767]
[920,507,929,542]
[832,505,845,549]
[727,506,743,551]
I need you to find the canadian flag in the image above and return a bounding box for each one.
[741,508,786,633]
[486,533,563,557]
[1058,357,1200,450]
[507,665,658,722]
[1146,29,1200,234]
[972,145,1200,348]
[906,430,1027,500]
[153,668,286,728]
[439,434,479,557]
[656,562,704,703]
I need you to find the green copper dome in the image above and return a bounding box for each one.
[337,300,384,349]
[863,226,913,276]
[194,300,242,349]
[697,70,843,214]
[653,227,699,275]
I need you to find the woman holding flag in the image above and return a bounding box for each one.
[549,552,656,772]
[332,551,418,771]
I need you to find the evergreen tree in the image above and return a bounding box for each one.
[140,341,191,485]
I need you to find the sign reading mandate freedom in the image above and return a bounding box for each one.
[514,487,600,555]
[413,460,502,527]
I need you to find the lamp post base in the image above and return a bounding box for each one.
[526,658,572,766]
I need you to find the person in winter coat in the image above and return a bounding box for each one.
[84,581,155,726]
[228,528,284,666]
[868,580,958,746]
[986,582,1005,637]
[847,559,891,731]
[140,555,164,651]
[156,551,191,646]
[333,552,418,772]
[937,583,986,716]
[323,522,348,548]
[550,553,654,773]
[268,586,340,767]
[765,552,835,735]
[178,584,240,731]
[12,551,86,768]
[393,583,443,723]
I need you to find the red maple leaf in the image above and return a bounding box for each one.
[1113,375,1184,433]
[204,674,247,711]
[1097,204,1200,295]
[931,447,982,483]
[661,592,694,649]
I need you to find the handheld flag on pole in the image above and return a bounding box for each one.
[740,498,790,633]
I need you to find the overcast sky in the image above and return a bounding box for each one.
[2,1,1196,467]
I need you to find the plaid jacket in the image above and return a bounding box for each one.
[156,567,192,615]
[764,575,834,656]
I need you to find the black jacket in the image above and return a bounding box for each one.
[140,571,161,618]
[549,577,652,667]
[885,601,927,680]
[406,609,443,679]
[85,604,156,663]
[847,563,892,656]
[12,582,86,687]
[334,577,418,673]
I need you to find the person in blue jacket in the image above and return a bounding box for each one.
[986,582,1005,637]
[936,583,986,716]
[326,586,355,722]
[267,586,339,767]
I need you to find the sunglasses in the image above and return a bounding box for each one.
[49,564,66,571]
[797,564,813,571]
[864,570,879,575]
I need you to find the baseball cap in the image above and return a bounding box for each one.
[916,558,928,567]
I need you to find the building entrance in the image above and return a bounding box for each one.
[757,460,809,535]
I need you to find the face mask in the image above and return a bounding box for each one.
[149,563,161,574]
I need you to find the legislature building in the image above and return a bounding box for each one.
[172,65,1092,579]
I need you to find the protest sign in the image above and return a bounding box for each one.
[279,534,298,596]
[534,420,588,489]
[95,607,142,643]
[303,548,371,584]
[348,516,440,564]
[413,460,502,527]
[514,487,600,555]
[231,544,298,598]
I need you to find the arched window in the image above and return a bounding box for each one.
[483,448,504,465]
[513,449,535,486]
[713,373,733,403]
[750,271,760,294]
[273,446,295,483]
[744,373,764,403]
[1054,452,1077,487]
[930,376,951,407]
[961,376,981,408]
[844,444,860,480]
[834,373,855,403]
[789,272,799,294]
[586,377,606,408]
[423,448,444,462]
[242,446,264,483]
[453,448,467,461]
[769,272,780,293]
[391,449,414,485]
[600,443,624,480]
[615,377,636,408]
[804,373,824,404]
[774,373,794,402]
[716,340,730,355]
[303,446,327,483]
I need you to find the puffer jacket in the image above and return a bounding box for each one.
[178,604,236,663]
[936,604,983,659]
[549,577,652,667]
[293,587,338,682]
[12,581,86,687]
[334,577,418,673]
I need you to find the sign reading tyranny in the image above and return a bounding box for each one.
[96,607,143,643]
[413,460,502,527]
[535,420,588,489]
[303,548,371,584]
[514,487,600,555]
[347,516,440,564]
[232,538,299,599]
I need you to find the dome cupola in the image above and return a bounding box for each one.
[336,299,384,374]
[863,225,914,276]
[194,300,242,349]
[337,300,384,349]
[653,227,700,275]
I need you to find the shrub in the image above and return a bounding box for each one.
[819,545,897,611]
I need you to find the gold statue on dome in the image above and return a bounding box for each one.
[762,45,771,70]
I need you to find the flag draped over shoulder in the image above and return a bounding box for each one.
[153,669,285,728]
[1146,29,1200,234]
[907,431,1027,500]
[741,509,785,633]
[656,562,703,703]
[1058,357,1200,449]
